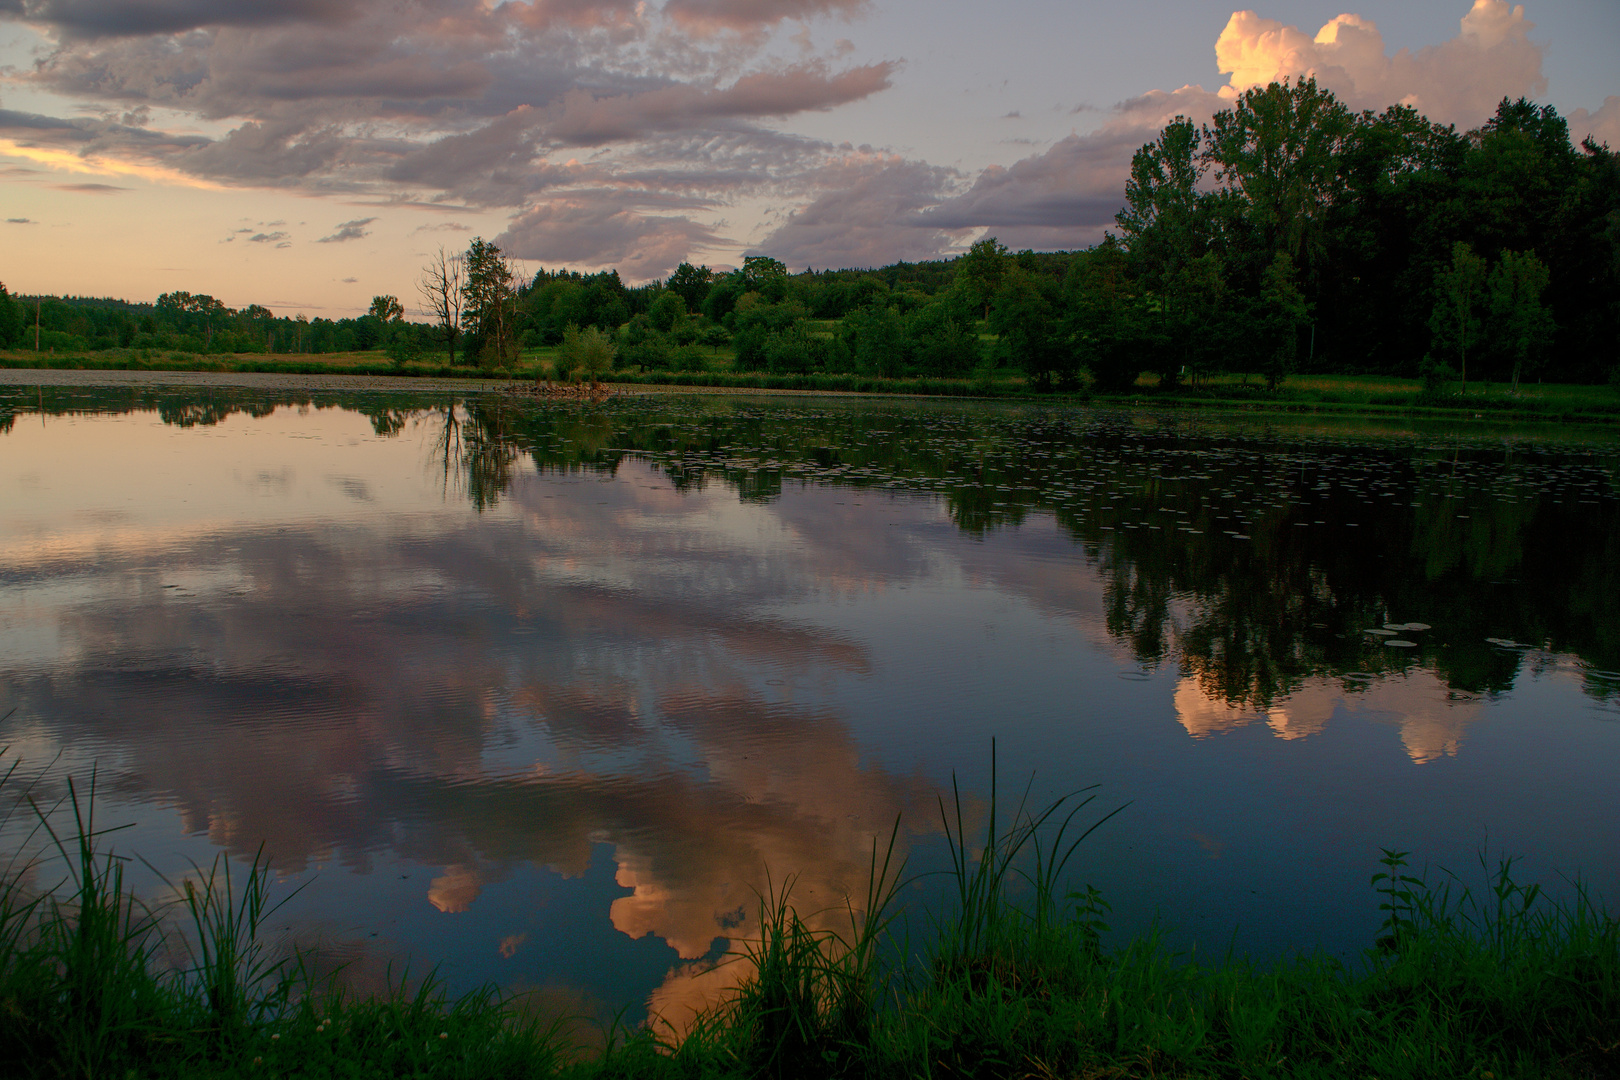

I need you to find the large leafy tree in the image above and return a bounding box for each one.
[461,237,518,367]
[1203,77,1353,285]
[1117,117,1219,386]
[955,237,1010,321]
[665,263,714,313]
[1117,117,1208,283]
[1062,240,1150,393]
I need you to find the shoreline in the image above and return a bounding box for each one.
[4,365,1619,424]
[0,367,893,398]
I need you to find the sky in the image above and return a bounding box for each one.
[1,0,1616,317]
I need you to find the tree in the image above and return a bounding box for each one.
[1063,240,1150,393]
[1257,251,1310,390]
[1487,249,1553,391]
[1203,77,1353,282]
[1117,117,1220,388]
[369,295,404,323]
[955,237,1010,321]
[844,303,907,378]
[418,247,464,365]
[0,282,22,348]
[1117,117,1208,279]
[989,266,1071,390]
[1429,241,1488,393]
[558,324,615,383]
[740,255,789,300]
[666,263,715,313]
[1165,253,1231,386]
[906,300,978,378]
[648,291,687,334]
[461,237,519,368]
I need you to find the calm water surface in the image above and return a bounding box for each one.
[2,385,1618,1025]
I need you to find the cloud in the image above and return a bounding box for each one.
[316,217,375,243]
[662,0,868,35]
[1213,0,1546,128]
[177,120,372,185]
[6,217,36,223]
[11,0,350,38]
[543,62,897,147]
[247,230,289,242]
[0,0,1585,276]
[753,154,959,268]
[915,86,1223,252]
[895,1,1558,254]
[1569,96,1620,149]
[54,180,128,192]
[497,195,725,279]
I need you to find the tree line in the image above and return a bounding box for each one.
[4,84,1616,389]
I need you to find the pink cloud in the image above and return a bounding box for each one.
[1214,1,1547,128]
[1569,96,1620,149]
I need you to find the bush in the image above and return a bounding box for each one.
[558,323,616,381]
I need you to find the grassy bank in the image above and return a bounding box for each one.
[7,348,1620,423]
[3,754,1616,1079]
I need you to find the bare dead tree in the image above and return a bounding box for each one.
[418,246,465,365]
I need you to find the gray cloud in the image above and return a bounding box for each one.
[247,230,289,242]
[917,87,1223,251]
[6,217,36,223]
[754,156,959,269]
[662,0,868,34]
[497,194,725,280]
[54,181,128,192]
[316,217,376,243]
[11,0,349,38]
[545,62,896,146]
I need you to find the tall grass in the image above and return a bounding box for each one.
[0,752,568,1078]
[1,739,1616,1078]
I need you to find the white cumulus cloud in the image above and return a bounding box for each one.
[1214,0,1547,128]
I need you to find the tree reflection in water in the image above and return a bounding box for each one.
[2,382,1617,1026]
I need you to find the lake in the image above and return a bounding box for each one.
[2,382,1618,1028]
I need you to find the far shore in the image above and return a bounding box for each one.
[0,367,874,397]
[5,362,1620,424]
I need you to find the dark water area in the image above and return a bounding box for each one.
[2,385,1618,1026]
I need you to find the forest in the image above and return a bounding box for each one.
[3,82,1617,391]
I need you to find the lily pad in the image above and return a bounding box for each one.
[1384,639,1417,648]
[1364,628,1397,636]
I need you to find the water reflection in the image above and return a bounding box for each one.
[2,384,1617,1026]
